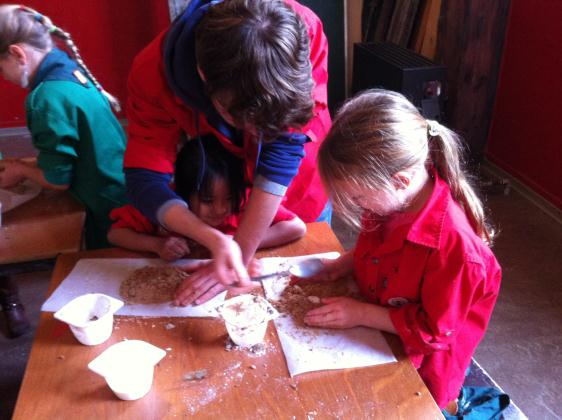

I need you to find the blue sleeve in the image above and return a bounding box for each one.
[124,168,186,225]
[255,133,308,196]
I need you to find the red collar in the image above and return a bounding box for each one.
[406,169,451,250]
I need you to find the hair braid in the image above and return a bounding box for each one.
[428,124,495,245]
[18,6,121,112]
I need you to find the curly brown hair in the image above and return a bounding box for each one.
[195,0,314,140]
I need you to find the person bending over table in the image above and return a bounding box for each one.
[123,0,331,305]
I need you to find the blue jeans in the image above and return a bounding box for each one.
[442,386,510,419]
[315,200,333,225]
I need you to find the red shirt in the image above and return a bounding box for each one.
[353,173,501,408]
[110,204,297,237]
[123,0,330,221]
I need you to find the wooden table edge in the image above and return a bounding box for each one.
[13,222,443,418]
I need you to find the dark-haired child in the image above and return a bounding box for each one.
[108,135,305,260]
[123,0,331,299]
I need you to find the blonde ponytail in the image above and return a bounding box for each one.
[319,89,495,245]
[427,122,495,245]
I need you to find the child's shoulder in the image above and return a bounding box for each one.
[28,80,86,102]
[128,31,171,99]
[441,200,498,268]
[26,81,99,115]
[420,175,495,265]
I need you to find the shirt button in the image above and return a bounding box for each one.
[369,286,375,293]
[388,297,409,307]
[371,257,379,265]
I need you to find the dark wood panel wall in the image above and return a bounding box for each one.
[435,0,511,163]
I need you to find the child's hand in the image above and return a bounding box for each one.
[247,258,262,277]
[174,237,250,306]
[174,262,227,306]
[0,160,26,188]
[157,236,190,261]
[304,296,365,329]
[226,258,262,297]
[209,235,250,287]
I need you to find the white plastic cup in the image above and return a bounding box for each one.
[225,316,268,347]
[218,294,279,347]
[54,293,123,345]
[105,366,155,401]
[88,340,166,401]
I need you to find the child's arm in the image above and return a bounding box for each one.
[258,217,306,248]
[107,228,190,261]
[304,297,397,333]
[0,159,68,190]
[302,250,397,332]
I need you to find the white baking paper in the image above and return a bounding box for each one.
[0,180,42,214]
[41,258,226,317]
[260,252,397,376]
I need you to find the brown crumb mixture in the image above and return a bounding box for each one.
[224,337,267,356]
[119,266,189,304]
[271,277,357,327]
[183,369,208,381]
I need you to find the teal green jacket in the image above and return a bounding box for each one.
[26,48,127,249]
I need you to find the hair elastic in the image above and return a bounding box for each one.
[427,120,441,137]
[196,136,207,191]
[194,115,206,191]
[17,5,37,18]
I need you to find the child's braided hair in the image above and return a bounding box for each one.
[0,4,121,112]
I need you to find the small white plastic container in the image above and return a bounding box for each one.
[217,294,279,347]
[88,340,166,401]
[54,293,123,346]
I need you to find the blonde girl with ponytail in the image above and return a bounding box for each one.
[0,5,127,249]
[298,89,504,415]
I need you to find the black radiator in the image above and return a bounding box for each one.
[352,42,446,121]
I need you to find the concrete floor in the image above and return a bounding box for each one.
[0,267,52,420]
[474,188,562,419]
[1,132,560,418]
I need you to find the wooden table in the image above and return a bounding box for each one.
[12,222,442,419]
[0,189,85,264]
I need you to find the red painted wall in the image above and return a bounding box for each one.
[0,0,170,128]
[486,0,562,210]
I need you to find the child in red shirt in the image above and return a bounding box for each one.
[301,90,502,414]
[108,135,305,261]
